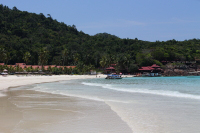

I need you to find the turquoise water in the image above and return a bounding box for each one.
[83,76,200,100]
[12,76,200,133]
[30,76,200,101]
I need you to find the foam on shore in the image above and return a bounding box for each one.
[0,75,107,92]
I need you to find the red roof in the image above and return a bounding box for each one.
[106,67,115,70]
[26,65,32,68]
[139,66,154,71]
[151,64,160,68]
[0,63,76,71]
[7,65,16,67]
[57,66,64,70]
[16,63,26,66]
[16,63,26,68]
[43,66,49,70]
[66,66,76,69]
[38,66,42,69]
[32,65,39,69]
[139,64,163,71]
[49,65,56,68]
[57,66,63,68]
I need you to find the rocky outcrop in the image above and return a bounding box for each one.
[162,63,199,76]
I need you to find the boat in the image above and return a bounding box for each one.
[105,74,122,79]
[1,72,8,77]
[141,72,162,77]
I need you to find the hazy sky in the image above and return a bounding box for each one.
[1,0,200,42]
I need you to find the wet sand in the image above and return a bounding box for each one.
[0,85,132,133]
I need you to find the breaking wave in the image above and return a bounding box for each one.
[82,82,200,100]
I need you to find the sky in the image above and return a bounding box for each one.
[1,0,200,42]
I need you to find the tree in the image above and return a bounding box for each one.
[100,55,108,68]
[52,67,59,75]
[47,66,52,73]
[61,48,68,66]
[136,53,154,66]
[0,65,4,72]
[73,53,80,65]
[23,52,31,64]
[151,48,165,61]
[123,54,131,70]
[2,52,10,64]
[12,6,18,11]
[77,61,84,74]
[164,53,170,61]
[128,63,138,73]
[25,67,32,72]
[38,47,49,67]
[0,48,8,63]
[47,14,52,18]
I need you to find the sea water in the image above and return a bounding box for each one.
[10,76,200,133]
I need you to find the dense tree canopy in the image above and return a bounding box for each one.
[0,4,200,73]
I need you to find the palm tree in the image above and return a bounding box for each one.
[23,52,31,64]
[0,48,4,59]
[38,47,49,67]
[3,52,10,64]
[0,48,8,64]
[61,48,68,66]
[73,53,80,65]
[100,56,108,68]
[123,54,131,71]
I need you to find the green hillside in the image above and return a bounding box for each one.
[1,4,200,73]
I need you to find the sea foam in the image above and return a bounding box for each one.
[31,85,128,103]
[82,82,200,100]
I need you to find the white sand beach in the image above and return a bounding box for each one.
[0,74,134,91]
[0,75,107,91]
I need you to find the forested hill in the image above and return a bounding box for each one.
[1,4,200,73]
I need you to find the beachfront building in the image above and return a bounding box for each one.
[15,63,26,69]
[139,64,162,77]
[105,67,115,74]
[0,63,76,74]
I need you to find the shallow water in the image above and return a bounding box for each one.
[1,88,131,133]
[8,76,200,133]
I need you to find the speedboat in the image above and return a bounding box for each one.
[105,74,122,79]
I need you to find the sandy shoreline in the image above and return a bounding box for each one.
[0,74,134,91]
[0,75,132,133]
[0,75,107,91]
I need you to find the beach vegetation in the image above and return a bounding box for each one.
[23,52,31,65]
[0,4,200,74]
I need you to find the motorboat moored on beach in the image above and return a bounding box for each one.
[105,74,122,79]
[1,72,8,77]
